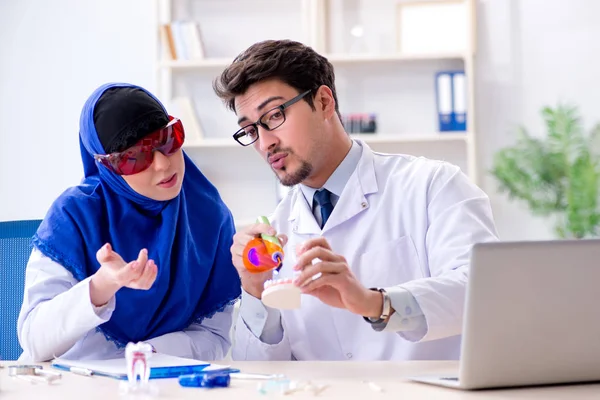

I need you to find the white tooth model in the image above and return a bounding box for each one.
[120,342,157,396]
[126,342,153,385]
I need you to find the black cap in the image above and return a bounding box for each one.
[93,87,169,153]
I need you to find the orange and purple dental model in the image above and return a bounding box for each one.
[243,217,301,310]
[243,216,284,274]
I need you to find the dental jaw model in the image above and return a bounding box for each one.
[243,216,301,310]
[262,277,301,309]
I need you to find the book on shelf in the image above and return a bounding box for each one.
[159,20,205,61]
[341,113,377,134]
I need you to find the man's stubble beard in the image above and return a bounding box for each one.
[277,159,312,187]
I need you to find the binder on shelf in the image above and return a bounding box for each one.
[435,70,467,132]
[452,71,467,131]
[435,72,453,131]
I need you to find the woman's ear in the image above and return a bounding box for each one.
[314,85,336,120]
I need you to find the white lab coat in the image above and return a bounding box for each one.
[17,250,234,362]
[233,140,499,361]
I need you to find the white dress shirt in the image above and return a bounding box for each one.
[17,249,234,362]
[234,140,499,361]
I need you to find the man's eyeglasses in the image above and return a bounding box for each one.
[233,90,312,146]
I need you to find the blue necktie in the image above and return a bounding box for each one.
[314,189,334,228]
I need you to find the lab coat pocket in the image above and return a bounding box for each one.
[355,235,424,288]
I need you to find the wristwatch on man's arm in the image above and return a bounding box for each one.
[362,287,392,330]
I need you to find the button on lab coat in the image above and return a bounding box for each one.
[233,140,499,361]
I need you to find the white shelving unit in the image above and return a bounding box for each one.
[183,132,469,150]
[158,51,467,69]
[156,0,478,227]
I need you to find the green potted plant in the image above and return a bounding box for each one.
[490,104,600,239]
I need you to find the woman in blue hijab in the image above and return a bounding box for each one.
[17,83,241,362]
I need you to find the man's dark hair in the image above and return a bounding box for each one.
[213,40,341,121]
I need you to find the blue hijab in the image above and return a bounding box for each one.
[33,82,241,346]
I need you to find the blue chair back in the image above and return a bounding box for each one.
[0,220,41,360]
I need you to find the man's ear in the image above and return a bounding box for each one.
[314,85,336,120]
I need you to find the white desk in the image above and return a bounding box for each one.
[1,361,599,399]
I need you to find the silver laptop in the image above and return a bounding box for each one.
[409,239,600,390]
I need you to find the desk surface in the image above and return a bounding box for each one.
[1,361,599,399]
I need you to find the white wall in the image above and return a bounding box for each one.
[2,0,600,241]
[0,0,157,221]
[476,0,600,240]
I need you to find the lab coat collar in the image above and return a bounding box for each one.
[288,140,378,234]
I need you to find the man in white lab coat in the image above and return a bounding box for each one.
[213,39,499,361]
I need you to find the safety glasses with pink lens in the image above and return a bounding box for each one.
[94,116,185,176]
